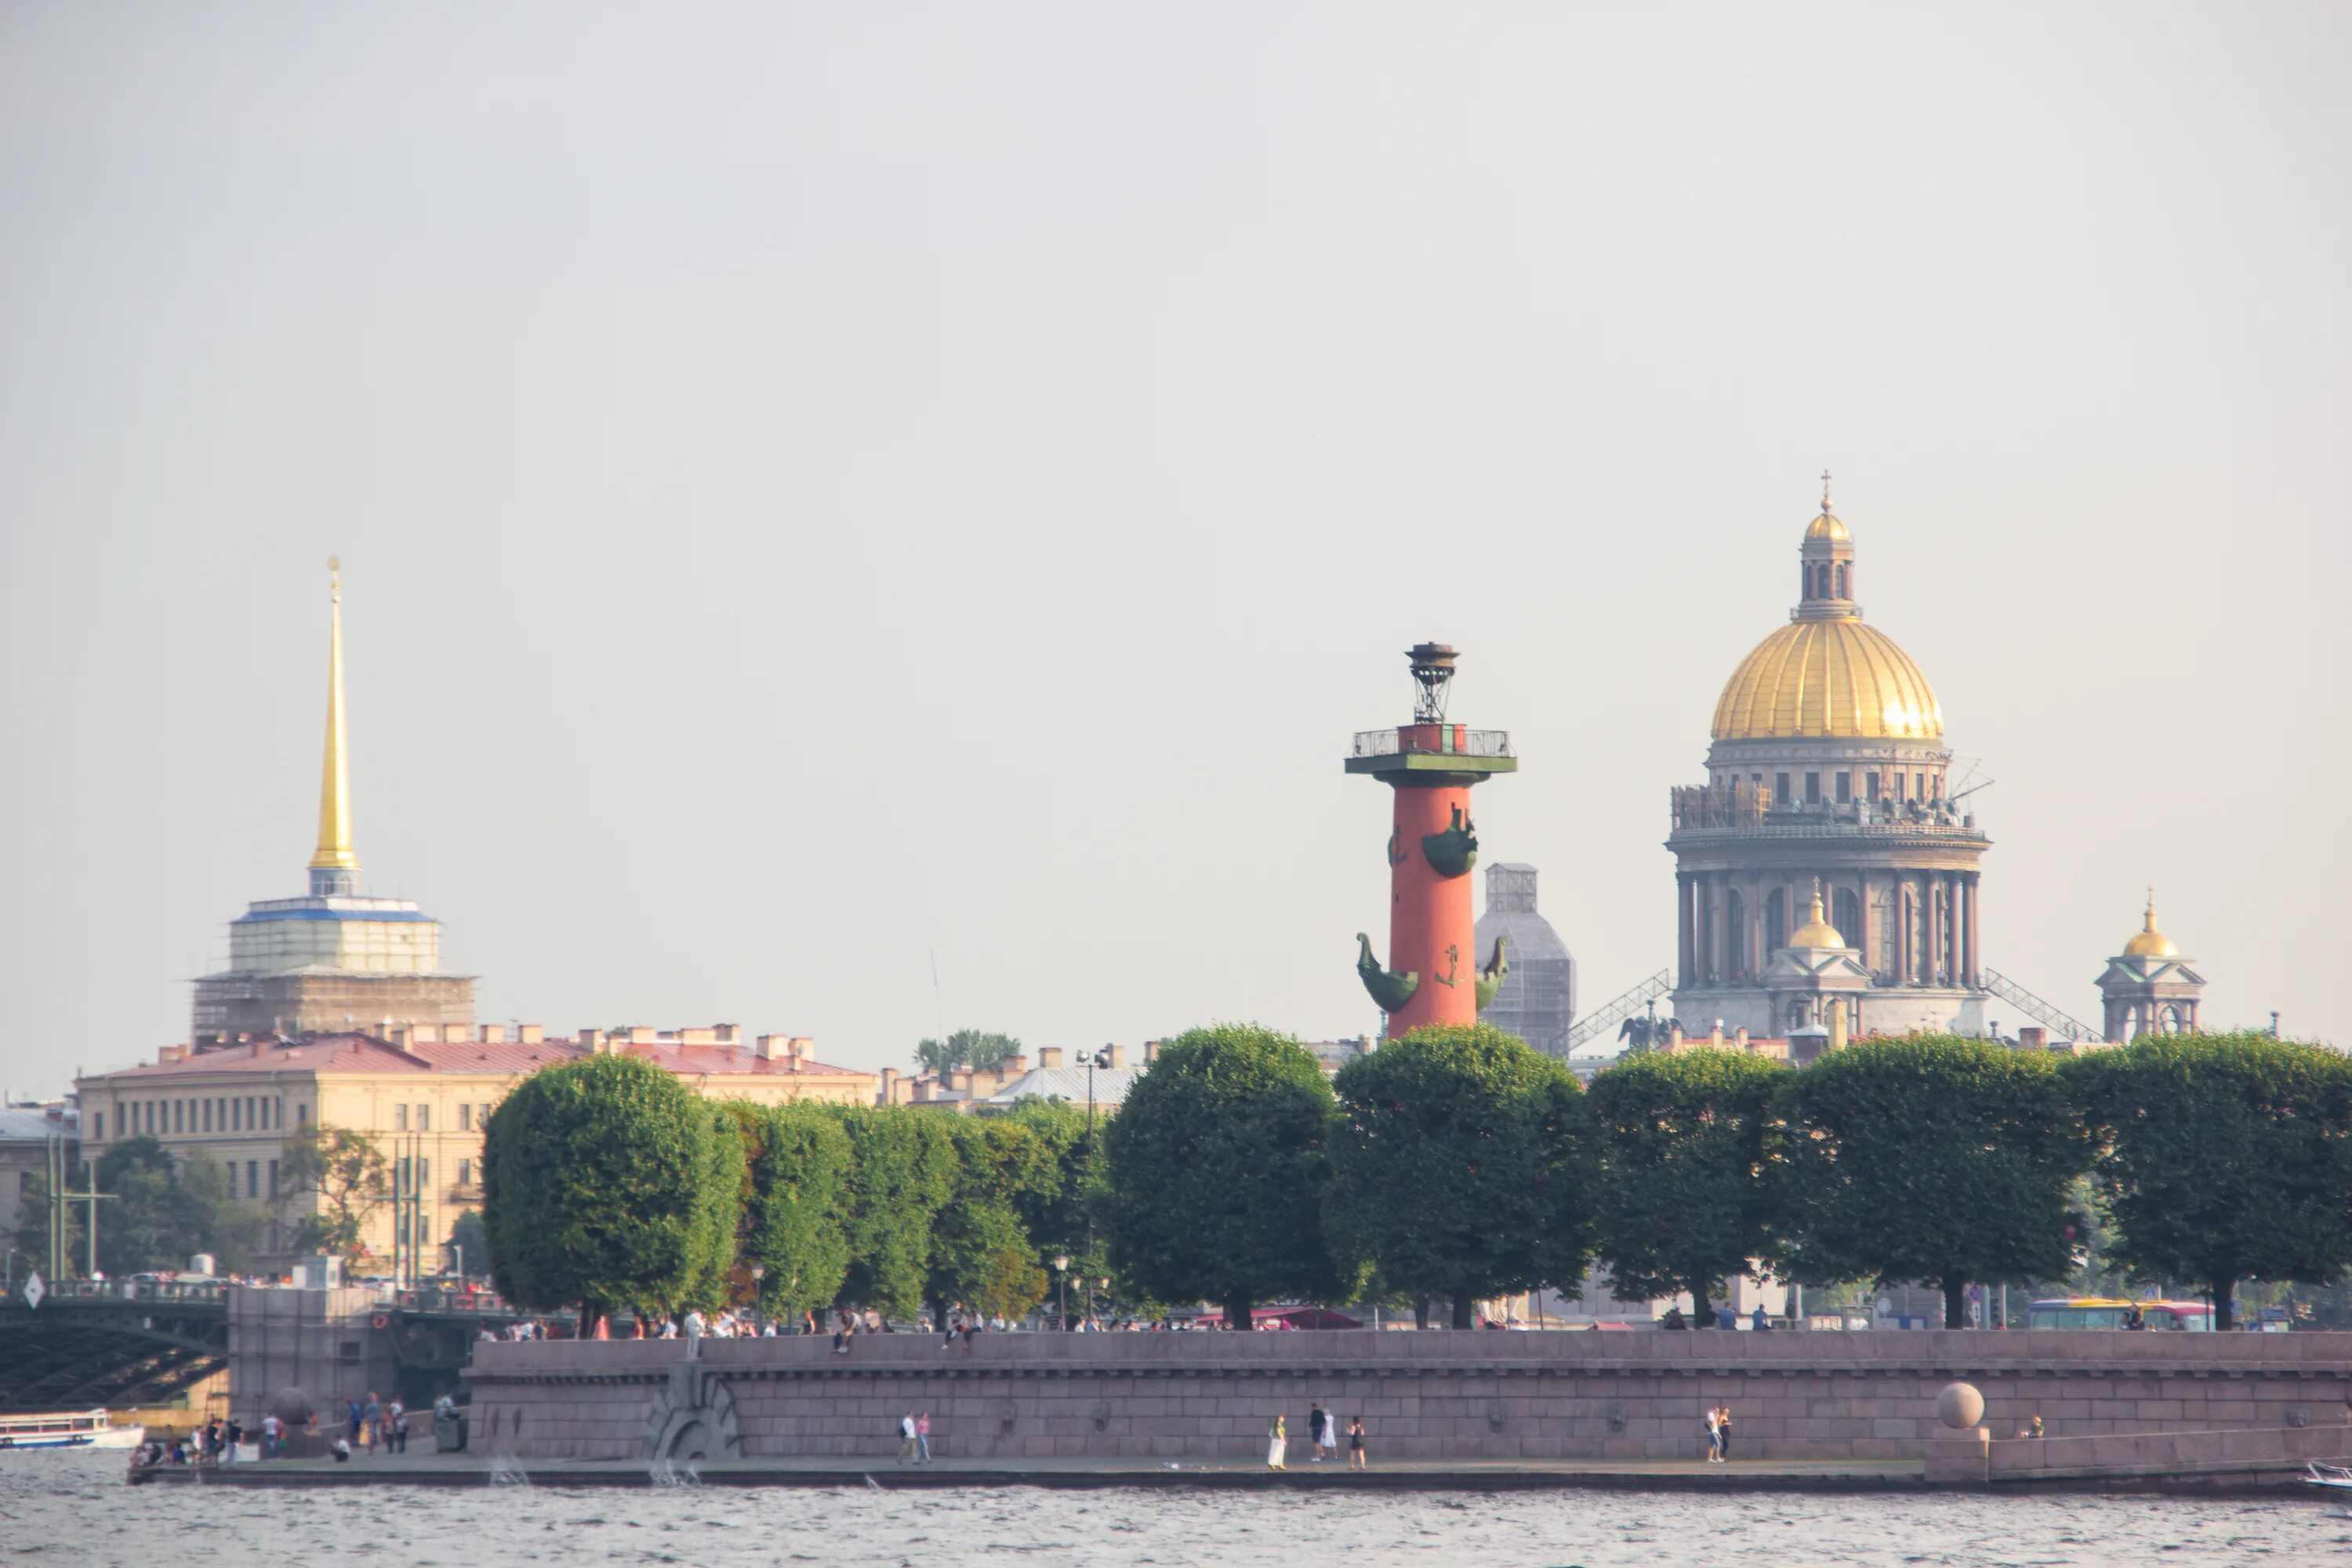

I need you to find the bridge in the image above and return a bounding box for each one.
[0,1279,228,1411]
[0,1279,557,1413]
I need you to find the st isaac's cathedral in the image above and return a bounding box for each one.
[1667,484,1991,1041]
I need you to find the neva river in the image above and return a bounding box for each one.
[6,1451,2344,1566]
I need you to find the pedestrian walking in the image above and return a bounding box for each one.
[345,1397,362,1446]
[1717,1405,1733,1461]
[1348,1417,1367,1469]
[897,1411,920,1465]
[1317,1405,1340,1463]
[260,1412,280,1460]
[1266,1414,1287,1470]
[916,1412,932,1463]
[391,1401,408,1454]
[223,1417,243,1465]
[1704,1405,1722,1463]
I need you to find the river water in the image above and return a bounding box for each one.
[5,1451,2344,1566]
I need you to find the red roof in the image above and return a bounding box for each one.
[85,1033,866,1083]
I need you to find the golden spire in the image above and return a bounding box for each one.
[308,555,358,885]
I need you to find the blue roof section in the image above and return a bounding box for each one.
[232,906,434,924]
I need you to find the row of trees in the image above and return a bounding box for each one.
[1102,1025,2352,1330]
[13,1125,387,1277]
[479,1054,1106,1334]
[476,1027,2352,1334]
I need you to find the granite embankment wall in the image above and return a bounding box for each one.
[464,1330,2352,1465]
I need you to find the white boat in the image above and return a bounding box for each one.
[0,1410,147,1450]
[2301,1462,2352,1491]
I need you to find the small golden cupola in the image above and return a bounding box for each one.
[1788,878,1846,950]
[2122,889,2180,959]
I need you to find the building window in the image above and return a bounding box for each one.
[92,1112,103,1141]
[1896,771,1908,800]
[1775,771,1791,804]
[458,1157,472,1187]
[1805,772,1821,804]
[173,1100,184,1134]
[247,1160,260,1199]
[201,1101,212,1133]
[458,1104,471,1133]
[1835,773,1852,804]
[394,1105,408,1132]
[419,1159,430,1189]
[416,1105,430,1132]
[478,1103,492,1129]
[268,1160,279,1199]
[1866,770,1881,800]
[296,1103,310,1126]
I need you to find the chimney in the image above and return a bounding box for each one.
[2018,1025,2046,1050]
[971,1069,998,1097]
[412,1024,441,1044]
[1106,1044,1128,1069]
[1733,1027,1749,1050]
[679,1028,717,1046]
[481,1024,506,1044]
[628,1026,659,1045]
[757,1034,790,1062]
[1001,1053,1028,1074]
[579,1029,608,1054]
[1830,1007,1849,1053]
[1358,1034,1375,1056]
[789,1037,813,1064]
[158,1044,189,1065]
[949,1069,973,1092]
[1142,1042,1160,1064]
[1039,1047,1065,1070]
[518,1024,543,1044]
[1709,1022,1725,1047]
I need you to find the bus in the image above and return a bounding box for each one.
[2024,1297,2212,1330]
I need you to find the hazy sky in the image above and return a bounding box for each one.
[4,3,2347,1093]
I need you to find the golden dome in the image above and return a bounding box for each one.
[1788,880,1845,949]
[2122,891,2178,958]
[1712,616,1943,740]
[1805,509,1849,543]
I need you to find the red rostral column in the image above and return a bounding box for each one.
[1346,643,1517,1039]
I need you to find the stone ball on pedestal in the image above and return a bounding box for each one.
[1935,1381,1984,1430]
[272,1387,314,1425]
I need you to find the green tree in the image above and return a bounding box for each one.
[733,1101,852,1322]
[481,1053,743,1333]
[448,1209,489,1280]
[914,1029,1023,1075]
[281,1123,390,1264]
[1326,1023,1595,1329]
[1772,1036,2088,1327]
[926,1118,1054,1323]
[1102,1023,1348,1329]
[1587,1047,1784,1326]
[2067,1031,2352,1330]
[829,1105,956,1319]
[1001,1098,1109,1286]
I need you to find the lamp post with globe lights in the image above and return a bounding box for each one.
[1052,1254,1069,1331]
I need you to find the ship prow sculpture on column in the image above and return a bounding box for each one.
[1345,643,1518,1039]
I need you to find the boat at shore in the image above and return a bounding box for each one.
[0,1410,146,1450]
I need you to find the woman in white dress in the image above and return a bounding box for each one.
[1267,1414,1287,1470]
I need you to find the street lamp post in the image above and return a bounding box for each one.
[750,1263,766,1330]
[1052,1254,1069,1331]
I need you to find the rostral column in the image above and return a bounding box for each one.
[1346,643,1518,1039]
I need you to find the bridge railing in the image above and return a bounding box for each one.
[396,1285,522,1316]
[40,1279,227,1306]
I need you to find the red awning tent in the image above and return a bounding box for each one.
[1250,1305,1362,1329]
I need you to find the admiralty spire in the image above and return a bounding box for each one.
[190,561,474,1043]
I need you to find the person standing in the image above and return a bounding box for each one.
[1348,1417,1367,1471]
[391,1400,408,1454]
[1704,1405,1722,1463]
[1717,1405,1733,1461]
[897,1411,920,1465]
[1307,1404,1328,1462]
[1266,1414,1287,1471]
[362,1392,383,1454]
[916,1412,932,1464]
[346,1397,363,1447]
[260,1410,280,1461]
[223,1416,243,1466]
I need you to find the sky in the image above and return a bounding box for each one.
[2,2,2347,1094]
